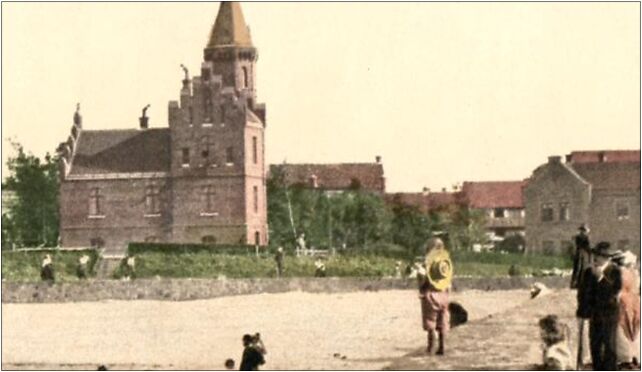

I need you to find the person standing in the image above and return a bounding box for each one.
[571,224,591,289]
[417,238,452,355]
[40,254,55,283]
[274,247,284,278]
[576,242,622,370]
[613,251,641,368]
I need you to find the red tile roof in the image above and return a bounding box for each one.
[384,191,461,212]
[566,150,640,164]
[270,163,385,193]
[460,181,526,209]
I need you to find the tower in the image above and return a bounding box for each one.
[168,1,268,246]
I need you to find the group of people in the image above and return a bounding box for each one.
[39,253,91,282]
[572,224,640,370]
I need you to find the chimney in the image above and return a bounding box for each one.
[139,104,150,129]
[598,152,607,163]
[441,187,447,192]
[565,154,572,163]
[548,156,561,164]
[375,155,382,164]
[422,187,430,196]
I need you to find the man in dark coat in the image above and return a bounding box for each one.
[571,224,591,289]
[577,242,622,370]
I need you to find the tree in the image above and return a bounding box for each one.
[389,195,434,257]
[441,206,489,251]
[3,142,60,247]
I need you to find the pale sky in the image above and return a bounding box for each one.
[2,2,640,192]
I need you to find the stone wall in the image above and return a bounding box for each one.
[2,276,569,304]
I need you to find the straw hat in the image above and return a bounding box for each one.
[425,248,453,291]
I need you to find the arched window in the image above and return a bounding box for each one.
[254,231,260,246]
[203,89,213,123]
[242,67,249,88]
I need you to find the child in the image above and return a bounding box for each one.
[539,315,573,370]
[417,238,452,355]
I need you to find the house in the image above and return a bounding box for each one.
[460,181,526,240]
[384,187,460,214]
[269,156,386,195]
[524,150,640,255]
[57,2,268,250]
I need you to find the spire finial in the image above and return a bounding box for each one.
[73,102,82,128]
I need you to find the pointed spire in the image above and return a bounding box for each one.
[207,2,253,48]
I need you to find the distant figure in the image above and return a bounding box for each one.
[418,238,453,355]
[530,282,551,299]
[122,255,136,280]
[613,251,641,368]
[240,334,266,371]
[224,358,235,370]
[96,365,108,371]
[40,254,55,283]
[296,233,306,256]
[539,315,573,370]
[394,261,402,279]
[314,259,326,277]
[577,242,622,370]
[274,247,284,277]
[77,254,90,279]
[571,224,591,289]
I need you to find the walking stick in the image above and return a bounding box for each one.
[576,318,584,370]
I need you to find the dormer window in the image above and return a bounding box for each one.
[182,148,190,167]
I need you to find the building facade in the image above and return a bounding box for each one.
[58,2,268,250]
[524,150,640,255]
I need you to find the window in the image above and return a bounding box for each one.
[188,106,194,124]
[89,188,103,216]
[560,240,574,256]
[559,202,570,221]
[493,208,506,219]
[203,89,213,123]
[90,237,104,248]
[252,136,258,164]
[616,201,630,220]
[254,231,260,246]
[253,186,259,213]
[182,148,190,167]
[201,136,210,160]
[220,105,226,124]
[541,203,554,222]
[226,146,234,164]
[202,235,217,245]
[242,66,249,88]
[145,186,161,215]
[202,186,217,214]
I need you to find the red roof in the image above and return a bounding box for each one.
[270,163,385,193]
[566,150,640,164]
[385,191,461,212]
[460,181,526,209]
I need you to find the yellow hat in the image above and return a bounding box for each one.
[425,248,453,291]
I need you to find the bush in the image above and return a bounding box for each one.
[1,248,99,282]
[495,235,526,254]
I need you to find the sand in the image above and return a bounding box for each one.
[2,289,548,370]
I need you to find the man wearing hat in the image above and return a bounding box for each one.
[417,237,453,355]
[571,224,591,289]
[576,242,622,370]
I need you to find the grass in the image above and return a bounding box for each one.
[1,247,573,282]
[1,249,99,283]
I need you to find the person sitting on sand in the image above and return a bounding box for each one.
[539,314,573,370]
[417,238,452,355]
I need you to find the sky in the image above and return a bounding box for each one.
[2,2,640,192]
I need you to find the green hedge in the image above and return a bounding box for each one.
[1,248,99,282]
[128,242,261,256]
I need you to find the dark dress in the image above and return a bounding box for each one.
[577,265,622,371]
[40,264,55,282]
[240,346,265,371]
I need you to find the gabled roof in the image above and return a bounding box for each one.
[69,129,171,175]
[460,181,526,209]
[207,2,253,48]
[270,163,385,193]
[570,162,640,191]
[566,150,640,164]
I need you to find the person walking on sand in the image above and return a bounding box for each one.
[417,238,453,355]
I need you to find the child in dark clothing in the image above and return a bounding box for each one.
[240,334,266,371]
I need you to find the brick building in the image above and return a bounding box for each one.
[269,157,386,195]
[524,150,640,255]
[57,2,268,250]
